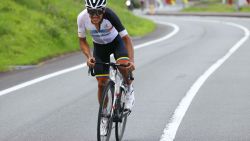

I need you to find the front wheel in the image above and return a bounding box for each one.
[97,81,115,141]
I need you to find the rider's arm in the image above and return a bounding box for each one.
[79,37,92,59]
[104,8,135,65]
[79,37,95,67]
[77,11,93,60]
[122,35,134,63]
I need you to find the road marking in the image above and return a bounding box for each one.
[135,22,179,50]
[0,22,179,97]
[160,20,250,141]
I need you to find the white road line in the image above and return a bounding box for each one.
[160,20,250,141]
[0,22,179,97]
[135,22,179,50]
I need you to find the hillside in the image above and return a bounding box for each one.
[0,0,155,72]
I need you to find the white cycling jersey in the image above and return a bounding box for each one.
[77,8,128,44]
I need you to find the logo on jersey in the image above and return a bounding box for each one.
[106,24,113,32]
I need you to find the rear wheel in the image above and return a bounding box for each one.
[97,81,115,141]
[115,88,128,141]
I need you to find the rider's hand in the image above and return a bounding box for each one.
[87,57,96,68]
[126,61,135,71]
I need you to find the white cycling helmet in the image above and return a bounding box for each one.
[85,0,106,9]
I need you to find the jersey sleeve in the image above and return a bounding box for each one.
[77,11,86,38]
[104,8,128,37]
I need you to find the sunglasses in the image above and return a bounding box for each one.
[87,8,105,16]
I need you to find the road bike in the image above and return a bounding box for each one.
[89,62,134,141]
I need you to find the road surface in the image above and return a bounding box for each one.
[1,16,250,141]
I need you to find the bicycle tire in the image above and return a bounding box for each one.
[115,88,128,141]
[97,81,115,141]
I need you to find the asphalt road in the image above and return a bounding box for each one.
[1,16,250,141]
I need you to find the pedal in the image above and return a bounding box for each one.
[123,109,131,116]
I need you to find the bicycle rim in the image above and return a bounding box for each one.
[115,114,128,141]
[97,81,114,141]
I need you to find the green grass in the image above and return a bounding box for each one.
[183,0,250,12]
[0,0,155,72]
[241,5,250,12]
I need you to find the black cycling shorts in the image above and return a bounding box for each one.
[93,35,129,78]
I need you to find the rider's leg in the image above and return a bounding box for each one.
[113,35,135,110]
[93,42,111,104]
[117,59,135,110]
[112,35,132,85]
[116,59,133,85]
[96,77,109,104]
[96,76,109,136]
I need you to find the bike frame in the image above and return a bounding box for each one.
[109,65,126,117]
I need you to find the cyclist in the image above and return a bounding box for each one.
[77,0,135,113]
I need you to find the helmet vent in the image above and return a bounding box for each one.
[85,0,106,9]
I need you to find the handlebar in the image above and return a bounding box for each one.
[88,62,134,80]
[88,67,95,77]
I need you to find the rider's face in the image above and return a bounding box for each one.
[87,8,105,24]
[90,14,103,24]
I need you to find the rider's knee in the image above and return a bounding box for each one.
[117,59,129,64]
[117,59,129,72]
[97,78,108,88]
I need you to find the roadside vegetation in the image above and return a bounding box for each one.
[183,0,250,12]
[0,0,155,72]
